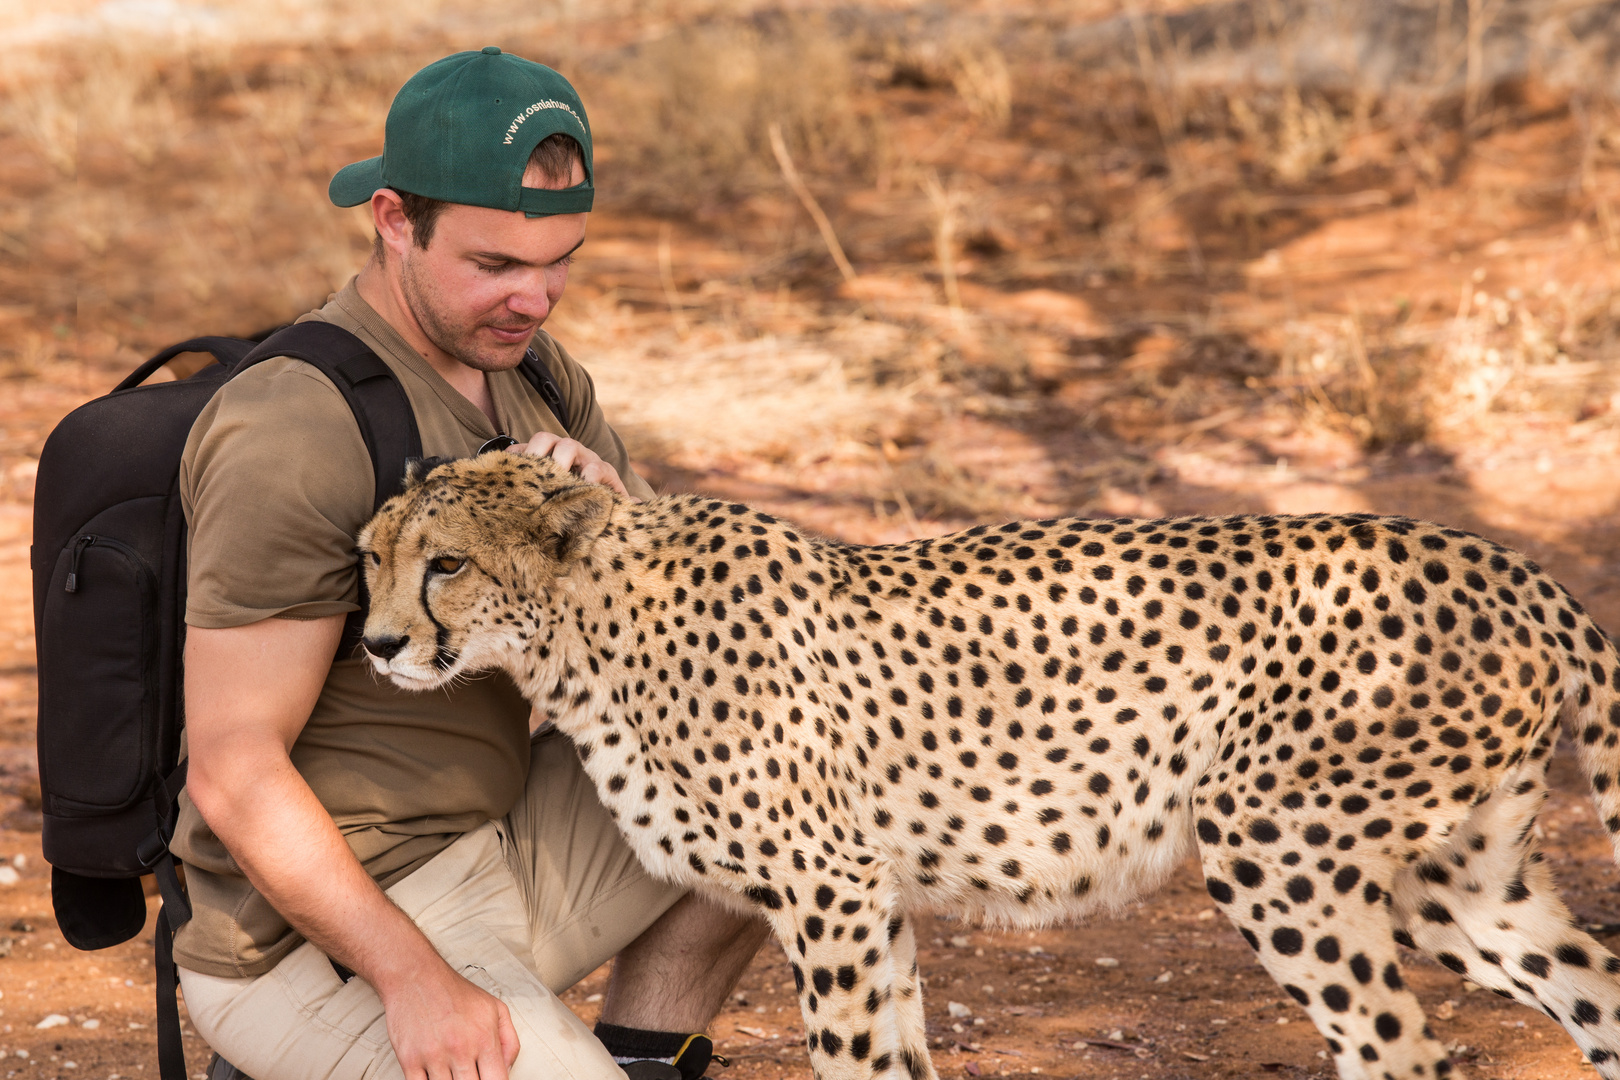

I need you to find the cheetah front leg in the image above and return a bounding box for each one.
[1197,812,1454,1080]
[769,864,937,1080]
[1391,771,1620,1076]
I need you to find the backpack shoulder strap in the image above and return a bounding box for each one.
[238,322,424,509]
[517,346,572,436]
[237,322,423,664]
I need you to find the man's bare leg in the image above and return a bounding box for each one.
[600,892,769,1031]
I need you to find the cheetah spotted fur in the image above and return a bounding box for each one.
[358,453,1620,1080]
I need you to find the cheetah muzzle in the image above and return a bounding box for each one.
[359,453,1620,1080]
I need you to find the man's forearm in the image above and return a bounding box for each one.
[183,616,446,995]
[184,617,519,1075]
[187,737,443,994]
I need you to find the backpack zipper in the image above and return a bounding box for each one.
[65,534,95,593]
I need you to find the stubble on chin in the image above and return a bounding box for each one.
[399,254,530,373]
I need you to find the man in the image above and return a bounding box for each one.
[170,48,767,1080]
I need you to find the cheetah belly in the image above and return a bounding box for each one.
[564,644,1217,929]
[854,728,1201,925]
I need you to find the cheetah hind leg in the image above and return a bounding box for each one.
[770,867,938,1080]
[1198,821,1453,1080]
[1390,769,1620,1077]
[882,910,934,1080]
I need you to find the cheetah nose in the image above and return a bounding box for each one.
[363,633,410,661]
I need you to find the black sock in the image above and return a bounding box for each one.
[593,1022,689,1064]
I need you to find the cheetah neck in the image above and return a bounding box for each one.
[505,494,839,717]
[503,496,856,817]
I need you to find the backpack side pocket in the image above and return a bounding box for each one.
[39,533,159,816]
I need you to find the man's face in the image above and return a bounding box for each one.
[394,160,588,373]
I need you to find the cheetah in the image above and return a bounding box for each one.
[358,453,1620,1080]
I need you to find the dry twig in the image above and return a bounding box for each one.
[767,122,858,285]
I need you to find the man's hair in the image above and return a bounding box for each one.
[375,133,583,256]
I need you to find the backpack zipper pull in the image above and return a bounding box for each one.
[65,535,94,593]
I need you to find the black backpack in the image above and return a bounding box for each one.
[31,321,571,1080]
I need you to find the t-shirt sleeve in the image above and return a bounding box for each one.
[180,358,374,628]
[536,334,656,501]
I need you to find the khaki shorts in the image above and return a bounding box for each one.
[178,730,687,1080]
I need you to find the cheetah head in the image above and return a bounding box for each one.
[355,453,619,690]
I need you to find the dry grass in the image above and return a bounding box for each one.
[582,14,886,211]
[1276,275,1620,448]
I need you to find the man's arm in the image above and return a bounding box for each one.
[184,616,520,1079]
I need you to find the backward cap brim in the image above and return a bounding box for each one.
[329,157,386,208]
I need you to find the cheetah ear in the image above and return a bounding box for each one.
[535,484,615,565]
[403,456,456,490]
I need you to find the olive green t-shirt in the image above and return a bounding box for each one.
[171,279,653,977]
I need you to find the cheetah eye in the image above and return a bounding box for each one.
[429,556,465,575]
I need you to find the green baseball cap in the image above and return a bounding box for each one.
[329,47,593,217]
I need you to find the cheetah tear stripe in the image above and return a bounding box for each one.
[358,454,1620,1080]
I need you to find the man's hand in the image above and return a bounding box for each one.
[510,431,636,499]
[186,617,523,1076]
[379,958,521,1080]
